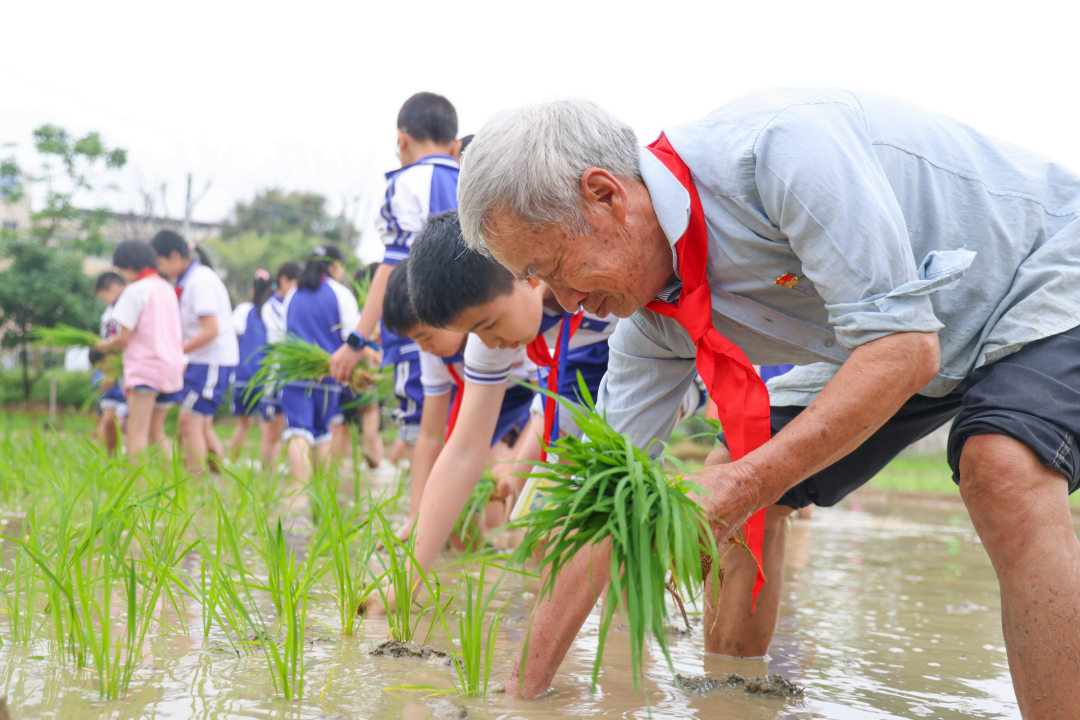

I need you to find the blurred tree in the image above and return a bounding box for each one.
[0,238,101,399]
[221,188,356,244]
[0,125,127,252]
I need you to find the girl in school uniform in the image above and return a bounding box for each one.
[281,245,359,483]
[94,240,184,461]
[228,269,285,468]
[151,231,239,473]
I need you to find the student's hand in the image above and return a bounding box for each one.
[329,344,379,383]
[88,348,105,365]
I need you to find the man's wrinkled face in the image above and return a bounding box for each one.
[483,208,659,319]
[407,323,466,358]
[443,281,545,350]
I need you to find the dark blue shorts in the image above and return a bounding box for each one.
[281,382,342,446]
[727,325,1080,509]
[231,381,280,420]
[180,364,233,418]
[129,385,184,408]
[491,383,534,447]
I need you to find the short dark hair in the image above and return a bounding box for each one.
[299,244,345,290]
[93,271,126,293]
[408,211,516,328]
[112,240,159,271]
[150,230,188,258]
[276,261,302,282]
[398,92,457,145]
[382,260,419,334]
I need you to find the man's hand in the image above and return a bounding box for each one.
[329,344,380,383]
[692,456,763,546]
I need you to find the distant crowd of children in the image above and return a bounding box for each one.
[87,91,780,589]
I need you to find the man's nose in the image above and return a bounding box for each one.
[549,282,588,313]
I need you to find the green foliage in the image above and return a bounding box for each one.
[250,335,380,400]
[447,563,503,697]
[1,124,127,250]
[0,239,100,399]
[221,188,353,242]
[509,378,724,691]
[206,229,325,300]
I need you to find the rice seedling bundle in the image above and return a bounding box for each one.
[509,380,724,690]
[33,323,122,385]
[249,335,378,399]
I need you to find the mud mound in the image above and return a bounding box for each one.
[368,640,453,666]
[676,672,804,699]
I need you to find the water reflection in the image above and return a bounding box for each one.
[0,497,1039,719]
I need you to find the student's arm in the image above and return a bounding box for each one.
[328,263,392,381]
[409,391,451,522]
[95,326,132,354]
[183,315,218,354]
[411,380,507,572]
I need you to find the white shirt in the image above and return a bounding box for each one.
[462,334,538,387]
[232,301,254,336]
[262,293,287,344]
[179,264,239,366]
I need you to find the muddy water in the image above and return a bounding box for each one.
[0,496,1040,719]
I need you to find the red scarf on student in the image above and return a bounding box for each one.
[527,311,584,448]
[446,363,466,436]
[644,133,770,607]
[136,268,159,281]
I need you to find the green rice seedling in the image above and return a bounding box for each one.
[309,473,379,636]
[451,470,497,550]
[248,335,378,403]
[371,505,453,646]
[509,377,724,691]
[32,323,122,386]
[3,515,41,645]
[446,562,503,697]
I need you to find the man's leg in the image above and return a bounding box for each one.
[959,433,1080,719]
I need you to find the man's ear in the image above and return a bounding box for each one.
[580,168,628,222]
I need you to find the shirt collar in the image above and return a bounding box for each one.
[385,154,460,178]
[638,144,689,300]
[176,257,199,289]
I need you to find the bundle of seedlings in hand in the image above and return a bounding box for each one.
[509,377,725,690]
[33,324,122,385]
[249,334,378,401]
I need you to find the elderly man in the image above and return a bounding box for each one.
[458,88,1080,717]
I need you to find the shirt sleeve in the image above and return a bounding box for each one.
[232,302,252,336]
[376,165,433,265]
[187,270,222,318]
[110,282,149,332]
[595,311,699,458]
[463,334,519,385]
[753,101,947,350]
[419,350,455,396]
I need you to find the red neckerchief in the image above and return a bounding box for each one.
[644,133,769,608]
[446,363,466,436]
[175,258,200,299]
[136,268,159,281]
[527,311,584,449]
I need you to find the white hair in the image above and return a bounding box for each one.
[458,99,640,255]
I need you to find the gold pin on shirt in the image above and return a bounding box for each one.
[775,273,799,288]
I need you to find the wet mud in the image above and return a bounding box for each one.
[676,672,805,699]
[368,639,454,666]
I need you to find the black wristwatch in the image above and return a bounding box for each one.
[347,331,381,353]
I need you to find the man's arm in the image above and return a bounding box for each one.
[328,263,393,381]
[697,330,940,537]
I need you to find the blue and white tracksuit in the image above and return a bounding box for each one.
[281,278,358,446]
[96,302,127,416]
[231,301,281,420]
[377,154,460,442]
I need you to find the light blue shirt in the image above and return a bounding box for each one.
[598,87,1080,453]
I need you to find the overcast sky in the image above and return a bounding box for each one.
[3,0,1076,262]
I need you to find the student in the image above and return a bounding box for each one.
[281,245,359,484]
[91,272,128,456]
[229,269,285,468]
[94,240,184,461]
[328,92,461,466]
[331,264,386,469]
[151,231,239,473]
[263,261,302,345]
[364,212,617,615]
[381,259,534,541]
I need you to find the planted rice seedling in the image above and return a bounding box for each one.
[509,378,724,690]
[446,562,503,697]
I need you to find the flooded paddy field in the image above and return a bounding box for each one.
[0,437,1041,720]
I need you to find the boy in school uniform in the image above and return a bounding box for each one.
[151,231,239,473]
[363,211,617,615]
[328,92,462,464]
[381,258,535,542]
[92,271,128,455]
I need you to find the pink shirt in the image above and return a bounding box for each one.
[111,274,184,393]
